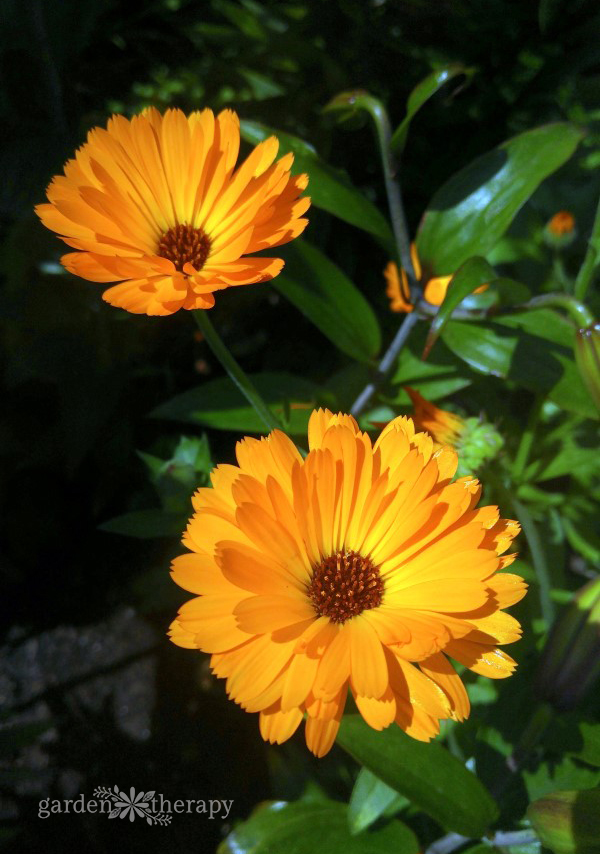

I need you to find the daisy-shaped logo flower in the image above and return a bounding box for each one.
[109,787,154,821]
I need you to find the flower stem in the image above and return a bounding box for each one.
[512,496,555,626]
[363,97,419,295]
[350,309,420,417]
[489,474,555,626]
[574,192,600,301]
[193,310,282,433]
[511,394,543,482]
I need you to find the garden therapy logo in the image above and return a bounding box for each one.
[94,787,171,825]
[38,786,233,824]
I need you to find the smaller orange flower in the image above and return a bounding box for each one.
[385,244,487,313]
[405,387,465,448]
[547,210,575,237]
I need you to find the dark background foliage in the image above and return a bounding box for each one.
[1,1,600,851]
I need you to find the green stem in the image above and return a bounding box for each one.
[490,474,555,626]
[574,193,600,301]
[520,293,594,328]
[193,310,282,433]
[511,394,543,481]
[512,497,555,626]
[366,99,419,295]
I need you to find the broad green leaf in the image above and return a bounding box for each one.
[423,256,495,358]
[417,123,583,274]
[441,310,598,418]
[387,334,473,404]
[218,800,419,854]
[99,509,186,539]
[276,240,381,363]
[241,121,393,247]
[391,65,475,153]
[152,371,331,434]
[348,768,409,835]
[337,715,498,837]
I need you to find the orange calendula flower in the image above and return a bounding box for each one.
[169,409,525,757]
[35,108,309,316]
[386,243,486,313]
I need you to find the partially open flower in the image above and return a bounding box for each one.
[169,409,524,756]
[385,244,487,313]
[406,388,504,476]
[36,108,309,316]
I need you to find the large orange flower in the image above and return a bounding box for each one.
[169,410,525,757]
[36,108,309,316]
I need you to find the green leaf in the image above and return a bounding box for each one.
[99,509,186,539]
[276,241,381,362]
[423,256,495,358]
[417,123,583,274]
[218,800,419,854]
[241,121,393,247]
[441,310,598,418]
[337,715,499,837]
[152,371,330,434]
[348,768,409,835]
[391,65,475,153]
[387,333,473,403]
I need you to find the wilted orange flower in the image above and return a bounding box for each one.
[386,244,487,313]
[36,108,309,316]
[406,387,465,448]
[547,210,575,237]
[169,409,525,757]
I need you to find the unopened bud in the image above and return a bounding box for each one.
[527,789,600,854]
[456,417,504,477]
[535,576,600,711]
[544,211,577,248]
[575,324,600,412]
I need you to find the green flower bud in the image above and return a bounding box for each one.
[456,417,504,477]
[575,324,600,412]
[535,576,600,711]
[527,789,600,854]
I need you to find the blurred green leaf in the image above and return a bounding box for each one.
[348,768,409,835]
[337,715,498,836]
[218,799,419,854]
[417,123,583,274]
[391,65,475,153]
[152,371,330,434]
[241,121,393,247]
[524,757,600,802]
[441,310,598,418]
[276,240,381,362]
[423,256,495,358]
[100,509,186,539]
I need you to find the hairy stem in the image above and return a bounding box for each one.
[193,310,282,433]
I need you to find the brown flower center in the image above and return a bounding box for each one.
[157,224,211,272]
[308,550,384,624]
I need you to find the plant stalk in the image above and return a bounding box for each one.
[193,310,282,433]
